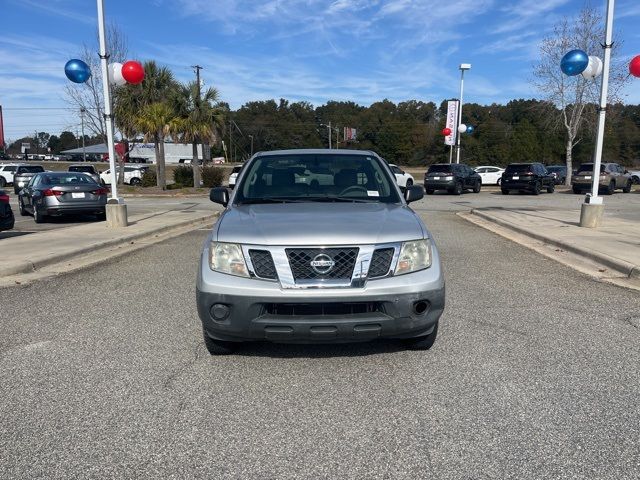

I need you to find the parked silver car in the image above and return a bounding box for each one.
[18,172,108,223]
[197,149,445,354]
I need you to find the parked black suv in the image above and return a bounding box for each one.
[501,163,555,195]
[424,163,481,195]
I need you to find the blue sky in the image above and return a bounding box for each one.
[1,0,639,141]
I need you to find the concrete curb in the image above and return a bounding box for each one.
[469,209,640,279]
[0,213,216,277]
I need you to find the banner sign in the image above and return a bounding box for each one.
[445,101,458,146]
[343,127,357,142]
[0,106,4,149]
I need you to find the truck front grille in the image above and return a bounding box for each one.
[248,250,277,280]
[368,248,394,278]
[263,302,383,316]
[285,247,358,280]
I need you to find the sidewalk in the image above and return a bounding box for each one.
[462,207,640,288]
[0,209,217,279]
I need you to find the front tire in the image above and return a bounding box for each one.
[18,198,28,216]
[622,181,631,193]
[532,181,541,195]
[546,183,555,194]
[405,179,413,189]
[203,329,236,355]
[130,177,142,186]
[473,181,481,193]
[404,322,438,351]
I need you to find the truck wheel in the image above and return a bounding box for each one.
[404,322,438,350]
[203,329,236,355]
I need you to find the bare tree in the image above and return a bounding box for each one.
[64,24,128,141]
[533,6,626,185]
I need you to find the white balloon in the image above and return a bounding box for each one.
[581,56,603,80]
[108,62,126,86]
[458,124,467,134]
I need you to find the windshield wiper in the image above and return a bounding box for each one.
[238,197,306,204]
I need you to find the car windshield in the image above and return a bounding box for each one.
[427,165,452,174]
[577,164,606,173]
[20,166,44,173]
[505,164,533,173]
[42,173,98,185]
[69,166,94,173]
[546,166,565,173]
[234,153,401,204]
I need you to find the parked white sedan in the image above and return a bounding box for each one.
[475,165,505,185]
[389,164,414,191]
[100,166,149,186]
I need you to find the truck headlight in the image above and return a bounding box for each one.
[209,242,249,277]
[395,239,431,275]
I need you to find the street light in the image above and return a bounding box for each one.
[97,0,127,227]
[580,0,614,228]
[455,63,471,164]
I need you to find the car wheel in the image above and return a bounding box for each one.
[632,175,640,185]
[130,177,141,186]
[425,188,434,195]
[0,177,5,187]
[532,181,541,195]
[546,183,555,193]
[405,179,413,189]
[18,198,28,216]
[33,204,46,224]
[496,178,502,186]
[622,181,632,193]
[501,188,509,195]
[203,329,236,355]
[452,181,462,195]
[606,180,615,195]
[572,186,582,194]
[96,212,106,221]
[403,322,438,351]
[473,181,481,193]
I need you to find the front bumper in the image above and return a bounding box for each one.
[501,178,536,190]
[197,248,445,344]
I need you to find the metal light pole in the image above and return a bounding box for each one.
[249,135,254,157]
[328,121,332,149]
[579,0,614,228]
[80,107,87,162]
[97,0,127,226]
[455,63,471,164]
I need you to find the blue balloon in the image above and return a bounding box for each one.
[466,125,474,134]
[560,50,589,76]
[64,59,91,83]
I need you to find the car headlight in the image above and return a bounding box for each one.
[444,176,454,181]
[209,242,249,277]
[395,239,431,275]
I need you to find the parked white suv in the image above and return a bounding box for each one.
[100,166,149,185]
[475,165,505,185]
[0,164,20,187]
[389,164,414,191]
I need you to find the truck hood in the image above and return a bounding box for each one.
[215,203,426,246]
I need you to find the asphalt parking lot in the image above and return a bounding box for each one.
[1,197,639,478]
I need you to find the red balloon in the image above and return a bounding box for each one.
[630,55,640,78]
[121,61,145,84]
[441,128,452,136]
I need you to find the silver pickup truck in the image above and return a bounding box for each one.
[197,149,445,355]
[13,165,45,194]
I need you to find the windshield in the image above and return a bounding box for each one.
[69,166,94,173]
[577,164,606,173]
[505,164,533,173]
[234,153,401,204]
[19,166,45,173]
[42,173,99,185]
[546,166,565,173]
[427,165,452,174]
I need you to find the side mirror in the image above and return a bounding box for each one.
[405,185,424,204]
[210,187,229,206]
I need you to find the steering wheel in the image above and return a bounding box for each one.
[338,185,368,196]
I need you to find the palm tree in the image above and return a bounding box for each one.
[113,61,178,185]
[135,102,179,189]
[173,82,225,187]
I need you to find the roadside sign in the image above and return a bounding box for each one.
[445,101,458,146]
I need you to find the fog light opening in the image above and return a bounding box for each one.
[210,303,230,321]
[413,301,429,316]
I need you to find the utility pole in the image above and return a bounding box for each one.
[455,64,471,164]
[229,120,233,163]
[191,64,203,186]
[249,135,254,157]
[80,108,87,162]
[328,121,332,149]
